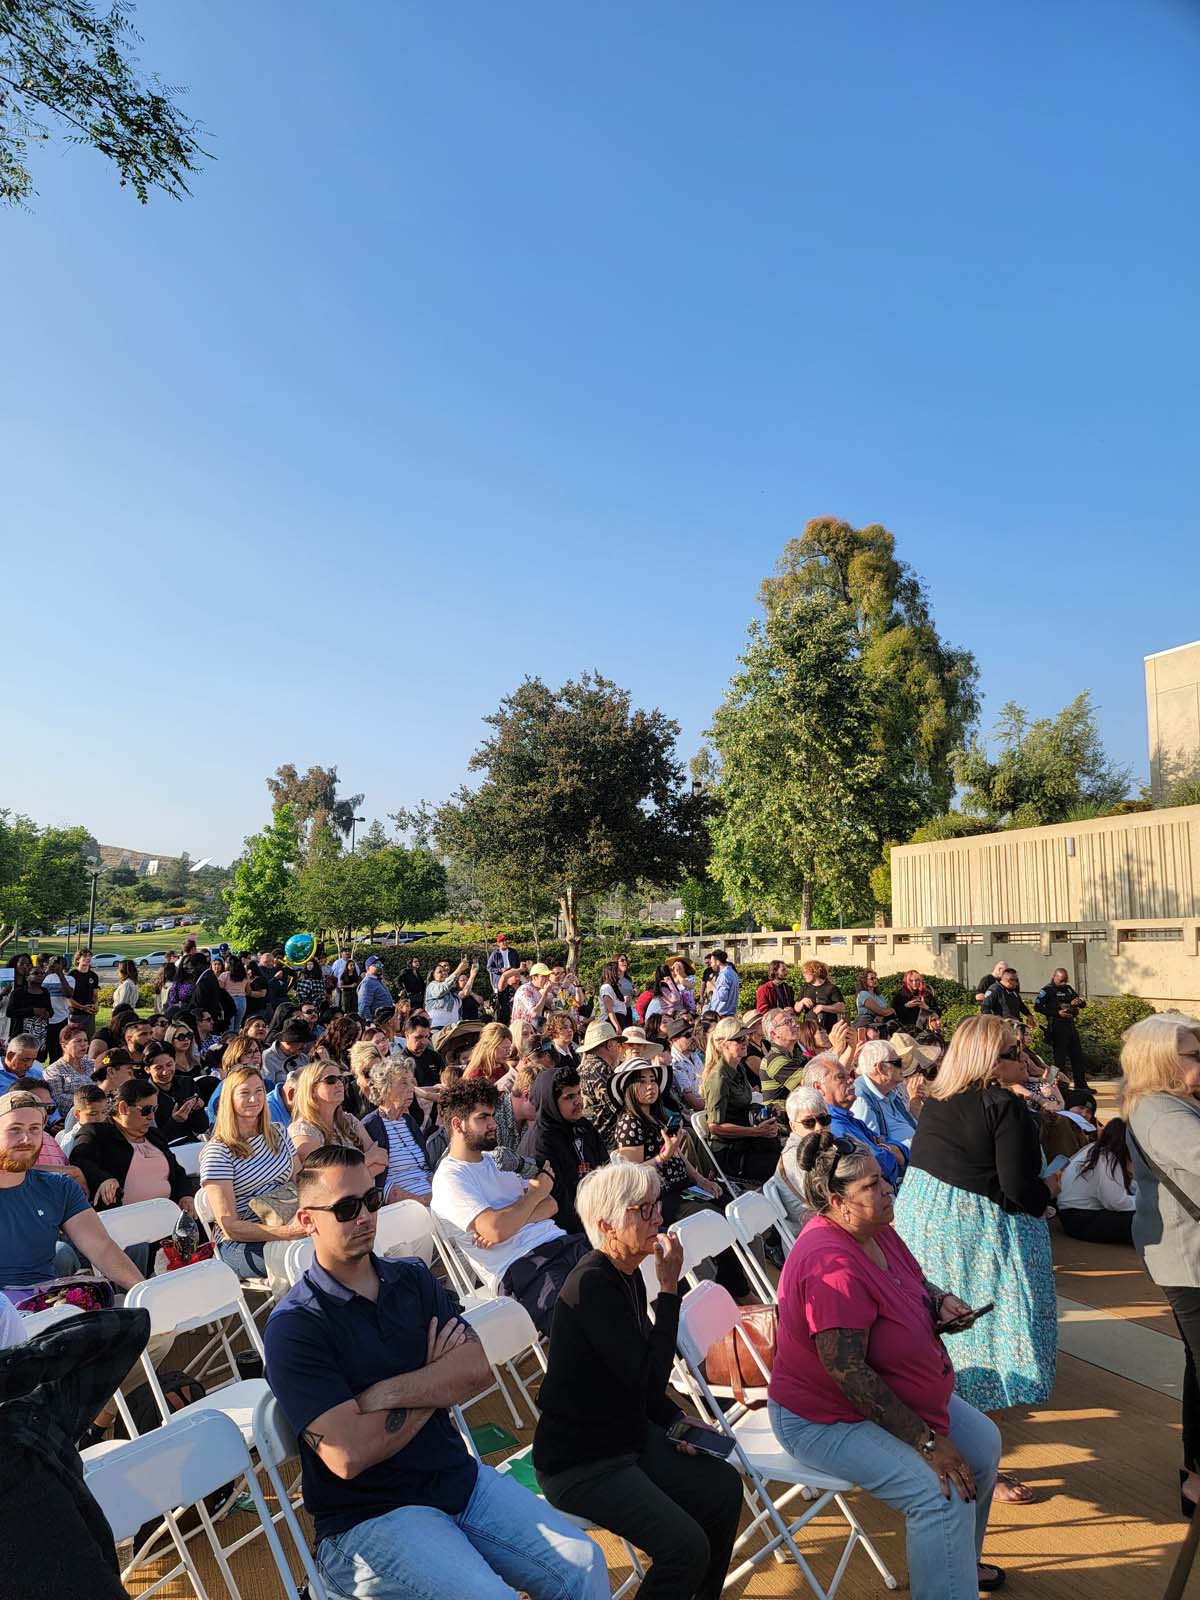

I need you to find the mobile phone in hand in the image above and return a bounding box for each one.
[939,1302,994,1334]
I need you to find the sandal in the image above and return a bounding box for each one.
[978,1563,1007,1592]
[994,1470,1040,1504]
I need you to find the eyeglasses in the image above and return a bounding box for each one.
[132,1104,157,1117]
[317,1073,345,1087]
[627,1198,663,1222]
[305,1189,384,1223]
[797,1113,833,1129]
[173,1032,192,1041]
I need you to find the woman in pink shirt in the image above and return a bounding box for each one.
[767,1133,1004,1600]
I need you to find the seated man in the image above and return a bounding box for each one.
[851,1039,919,1150]
[431,1079,589,1335]
[802,1054,906,1190]
[0,1035,45,1095]
[265,1146,607,1600]
[0,1090,144,1291]
[758,1008,808,1104]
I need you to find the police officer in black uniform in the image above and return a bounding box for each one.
[1034,966,1088,1090]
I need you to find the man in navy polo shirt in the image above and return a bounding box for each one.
[264,1146,608,1600]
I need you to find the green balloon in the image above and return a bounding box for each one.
[284,932,317,967]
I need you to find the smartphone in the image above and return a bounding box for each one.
[664,1112,682,1135]
[939,1302,994,1335]
[666,1419,737,1460]
[1041,1154,1070,1179]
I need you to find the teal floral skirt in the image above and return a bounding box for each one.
[893,1167,1057,1411]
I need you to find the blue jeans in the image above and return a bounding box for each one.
[316,1462,610,1600]
[768,1393,1000,1600]
[217,1238,267,1278]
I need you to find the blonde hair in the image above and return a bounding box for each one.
[349,1040,382,1082]
[702,1017,746,1093]
[1121,1014,1200,1115]
[464,1022,513,1081]
[290,1061,361,1147]
[926,1014,1011,1100]
[211,1067,281,1162]
[221,1035,261,1073]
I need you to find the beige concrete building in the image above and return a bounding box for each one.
[1146,639,1200,803]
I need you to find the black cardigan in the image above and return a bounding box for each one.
[907,1085,1051,1216]
[71,1121,194,1208]
[532,1250,682,1478]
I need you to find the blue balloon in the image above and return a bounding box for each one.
[284,932,317,967]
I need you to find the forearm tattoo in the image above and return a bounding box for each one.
[384,1407,407,1434]
[814,1328,927,1448]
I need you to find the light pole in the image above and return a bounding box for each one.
[350,815,366,853]
[85,857,102,952]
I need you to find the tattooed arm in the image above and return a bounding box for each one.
[813,1327,928,1448]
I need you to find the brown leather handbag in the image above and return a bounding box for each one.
[703,1304,778,1407]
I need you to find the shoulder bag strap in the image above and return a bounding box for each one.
[1127,1124,1200,1224]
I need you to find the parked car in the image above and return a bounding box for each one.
[54,926,71,937]
[91,953,126,969]
[154,917,174,929]
[110,923,134,935]
[138,952,169,969]
[91,924,110,937]
[137,920,155,933]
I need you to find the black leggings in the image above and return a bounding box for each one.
[1164,1285,1200,1472]
[1058,1207,1133,1246]
[714,1136,782,1185]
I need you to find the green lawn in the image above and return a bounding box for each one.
[10,925,208,963]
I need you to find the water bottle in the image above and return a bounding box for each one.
[172,1209,201,1264]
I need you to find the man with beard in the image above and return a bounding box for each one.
[264,1146,607,1600]
[431,1079,589,1336]
[0,1090,145,1289]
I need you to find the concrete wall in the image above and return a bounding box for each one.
[890,805,1200,927]
[1147,640,1200,803]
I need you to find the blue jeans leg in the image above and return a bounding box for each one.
[769,1396,1000,1600]
[216,1238,266,1279]
[316,1465,608,1600]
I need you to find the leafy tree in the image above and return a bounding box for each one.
[266,764,363,860]
[760,519,979,841]
[678,874,729,934]
[1166,779,1200,810]
[0,813,91,948]
[357,819,390,855]
[221,805,299,951]
[0,0,207,204]
[433,673,707,968]
[956,692,1131,828]
[159,849,192,899]
[107,865,137,890]
[708,598,889,928]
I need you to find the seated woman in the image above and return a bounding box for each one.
[72,1080,198,1273]
[767,1084,826,1235]
[1057,1119,1136,1245]
[768,1132,1004,1600]
[701,1016,782,1184]
[360,1058,434,1204]
[43,1023,95,1118]
[199,1065,304,1281]
[143,1043,209,1145]
[894,970,941,1035]
[533,1163,743,1600]
[854,969,895,1033]
[289,1061,388,1179]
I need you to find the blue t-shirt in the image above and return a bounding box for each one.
[264,1254,477,1542]
[0,1065,45,1095]
[0,1169,91,1287]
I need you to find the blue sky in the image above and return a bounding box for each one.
[4,0,1198,865]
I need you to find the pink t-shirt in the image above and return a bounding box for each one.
[37,1133,66,1168]
[768,1216,955,1434]
[122,1140,172,1204]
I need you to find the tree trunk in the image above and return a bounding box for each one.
[801,860,814,931]
[560,885,580,972]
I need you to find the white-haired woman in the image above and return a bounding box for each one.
[1121,1013,1200,1515]
[767,1084,829,1234]
[893,1013,1059,1503]
[360,1058,434,1205]
[533,1164,742,1600]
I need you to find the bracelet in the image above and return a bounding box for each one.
[919,1429,937,1456]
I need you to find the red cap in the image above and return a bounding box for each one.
[495,934,507,942]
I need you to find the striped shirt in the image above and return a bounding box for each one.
[381,1117,432,1198]
[200,1131,295,1240]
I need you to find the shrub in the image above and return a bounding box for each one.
[96,982,157,1010]
[1077,994,1156,1076]
[937,1002,978,1042]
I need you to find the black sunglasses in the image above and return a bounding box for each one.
[797,1113,833,1129]
[305,1189,384,1223]
[317,1073,345,1087]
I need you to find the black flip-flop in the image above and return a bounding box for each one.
[978,1563,1006,1592]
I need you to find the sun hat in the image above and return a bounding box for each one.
[891,1031,938,1077]
[582,1019,620,1053]
[529,963,552,978]
[607,1057,670,1108]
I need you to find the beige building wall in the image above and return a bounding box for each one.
[1147,640,1200,803]
[890,806,1200,927]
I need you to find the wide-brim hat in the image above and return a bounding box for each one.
[890,1031,937,1077]
[619,1026,655,1050]
[582,1018,620,1052]
[434,1020,484,1059]
[608,1057,670,1109]
[666,1016,694,1041]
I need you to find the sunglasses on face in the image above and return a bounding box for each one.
[131,1104,156,1118]
[797,1113,833,1129]
[305,1189,385,1223]
[174,1032,192,1042]
[318,1073,345,1087]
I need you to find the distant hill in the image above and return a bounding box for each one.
[99,844,181,875]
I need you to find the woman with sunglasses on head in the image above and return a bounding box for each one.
[72,1080,197,1272]
[892,1013,1059,1504]
[164,1018,201,1090]
[289,1060,388,1178]
[200,1065,305,1281]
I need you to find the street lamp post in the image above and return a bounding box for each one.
[350,815,366,853]
[85,857,102,952]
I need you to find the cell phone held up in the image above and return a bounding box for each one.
[938,1302,994,1336]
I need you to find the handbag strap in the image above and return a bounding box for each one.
[1127,1125,1200,1224]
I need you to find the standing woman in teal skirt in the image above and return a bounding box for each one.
[893,1013,1060,1503]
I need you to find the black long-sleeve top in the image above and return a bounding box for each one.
[71,1121,194,1208]
[907,1085,1051,1217]
[532,1249,682,1477]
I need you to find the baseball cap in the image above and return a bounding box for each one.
[0,1089,45,1119]
[529,962,552,978]
[365,956,383,970]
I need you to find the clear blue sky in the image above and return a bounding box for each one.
[5,0,1198,865]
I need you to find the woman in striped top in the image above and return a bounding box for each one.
[199,1065,303,1280]
[361,1059,434,1204]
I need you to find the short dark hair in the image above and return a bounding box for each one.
[121,1014,149,1038]
[280,1022,313,1047]
[114,1079,158,1110]
[406,1011,432,1034]
[709,949,728,964]
[1063,1088,1098,1112]
[73,1083,107,1109]
[441,1077,499,1129]
[297,1143,366,1197]
[551,1064,581,1100]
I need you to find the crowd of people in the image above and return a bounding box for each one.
[1,933,1199,1599]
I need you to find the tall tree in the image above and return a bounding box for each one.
[0,813,91,949]
[1,0,207,204]
[221,805,299,951]
[266,765,363,860]
[760,518,979,839]
[433,674,707,968]
[956,692,1131,827]
[708,598,888,928]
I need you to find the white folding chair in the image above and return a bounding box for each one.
[100,1196,182,1253]
[690,1111,743,1196]
[762,1174,801,1250]
[724,1190,782,1304]
[374,1197,435,1265]
[282,1236,314,1286]
[453,1296,547,1435]
[667,1207,763,1299]
[173,1141,206,1177]
[86,1407,301,1600]
[676,1281,898,1598]
[428,1206,490,1301]
[252,1390,330,1600]
[19,1300,85,1338]
[194,1183,277,1310]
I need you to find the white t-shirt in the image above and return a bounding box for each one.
[431,1152,562,1290]
[41,973,74,1026]
[1058,1147,1137,1213]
